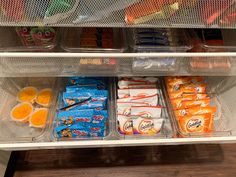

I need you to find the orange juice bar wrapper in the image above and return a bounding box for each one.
[178,113,213,133]
[117,114,133,135]
[175,106,217,117]
[131,106,162,118]
[133,117,164,134]
[181,98,211,109]
[117,102,148,116]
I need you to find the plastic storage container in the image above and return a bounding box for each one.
[60,27,127,53]
[0,77,59,142]
[52,78,113,141]
[163,77,232,138]
[129,29,192,74]
[115,77,173,139]
[0,27,58,52]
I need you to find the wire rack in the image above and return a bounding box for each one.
[0,0,236,28]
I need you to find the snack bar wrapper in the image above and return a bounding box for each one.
[117,114,133,135]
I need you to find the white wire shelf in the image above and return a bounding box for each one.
[0,0,236,29]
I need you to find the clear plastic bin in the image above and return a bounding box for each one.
[0,27,58,52]
[163,77,233,138]
[115,78,173,139]
[130,29,192,74]
[60,28,127,53]
[0,77,59,142]
[52,78,113,141]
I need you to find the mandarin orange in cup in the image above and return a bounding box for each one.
[29,108,48,128]
[17,86,38,103]
[36,88,52,107]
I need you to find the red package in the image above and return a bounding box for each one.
[201,0,233,25]
[0,0,24,21]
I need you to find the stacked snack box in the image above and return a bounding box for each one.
[54,77,109,139]
[165,76,217,135]
[117,77,164,135]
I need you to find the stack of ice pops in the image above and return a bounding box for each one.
[117,77,164,135]
[165,76,217,135]
[54,77,108,139]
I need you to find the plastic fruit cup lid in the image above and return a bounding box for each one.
[10,102,33,122]
[17,86,38,103]
[36,88,53,107]
[29,108,49,128]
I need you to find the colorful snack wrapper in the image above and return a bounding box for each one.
[175,106,217,117]
[118,89,130,99]
[178,113,213,133]
[68,77,107,89]
[66,85,98,93]
[117,102,148,116]
[65,100,106,111]
[169,90,183,99]
[57,109,93,126]
[180,83,207,94]
[132,94,158,106]
[89,126,105,137]
[117,114,133,135]
[130,88,158,98]
[133,117,164,135]
[92,110,108,124]
[131,106,162,118]
[182,93,208,100]
[181,98,211,109]
[55,124,90,138]
[15,27,35,46]
[118,77,157,89]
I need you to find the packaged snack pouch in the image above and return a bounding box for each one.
[65,100,106,111]
[175,106,217,117]
[117,114,133,135]
[166,77,190,91]
[118,89,130,99]
[131,106,162,118]
[44,0,80,24]
[131,94,158,106]
[133,117,164,135]
[30,27,56,48]
[171,97,184,109]
[127,84,157,89]
[180,83,207,94]
[118,79,148,89]
[89,126,105,137]
[58,109,93,126]
[181,98,211,109]
[117,102,148,116]
[15,27,35,46]
[178,113,213,133]
[130,89,158,98]
[182,93,208,100]
[66,85,98,92]
[169,90,183,99]
[68,77,106,90]
[92,110,108,124]
[55,124,90,138]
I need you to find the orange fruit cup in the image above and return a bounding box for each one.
[17,86,38,103]
[36,88,53,107]
[10,102,33,123]
[29,108,49,128]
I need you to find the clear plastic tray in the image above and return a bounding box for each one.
[52,78,113,141]
[0,77,59,142]
[129,29,192,52]
[115,78,173,139]
[162,77,232,138]
[188,57,232,74]
[0,27,58,52]
[60,28,127,53]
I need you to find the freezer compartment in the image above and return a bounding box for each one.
[163,76,235,137]
[0,77,59,142]
[52,77,113,141]
[61,28,127,53]
[0,27,59,52]
[115,77,173,139]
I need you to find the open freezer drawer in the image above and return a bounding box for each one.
[0,77,236,150]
